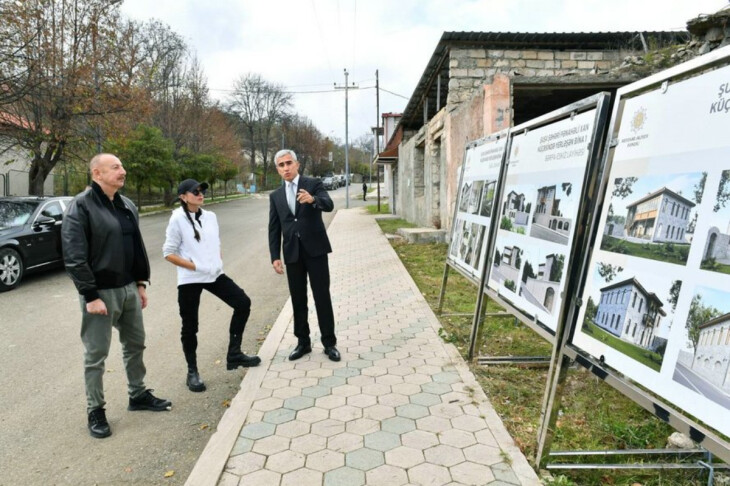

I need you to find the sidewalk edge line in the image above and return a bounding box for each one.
[184,298,293,486]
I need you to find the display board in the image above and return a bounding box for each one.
[571,52,730,439]
[487,99,608,335]
[447,133,509,282]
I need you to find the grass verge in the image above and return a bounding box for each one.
[376,224,711,486]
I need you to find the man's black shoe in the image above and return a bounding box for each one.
[324,346,341,362]
[288,344,312,361]
[88,408,111,438]
[186,370,206,392]
[128,389,172,411]
[226,353,262,370]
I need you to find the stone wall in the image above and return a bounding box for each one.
[447,47,625,107]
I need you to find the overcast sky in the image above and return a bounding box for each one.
[120,0,728,147]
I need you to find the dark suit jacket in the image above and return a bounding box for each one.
[269,176,334,264]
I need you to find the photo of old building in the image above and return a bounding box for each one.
[530,183,575,245]
[624,187,694,243]
[491,245,522,292]
[520,253,562,313]
[594,277,666,350]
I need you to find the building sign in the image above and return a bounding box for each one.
[572,62,730,438]
[488,110,597,333]
[447,136,507,281]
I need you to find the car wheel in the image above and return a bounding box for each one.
[0,247,24,291]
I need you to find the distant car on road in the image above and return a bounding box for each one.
[322,177,337,190]
[0,196,72,291]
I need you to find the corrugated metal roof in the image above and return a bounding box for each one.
[396,30,689,135]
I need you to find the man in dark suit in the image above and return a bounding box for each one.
[269,149,340,362]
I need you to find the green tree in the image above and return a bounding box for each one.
[522,261,536,283]
[612,177,638,199]
[548,254,565,282]
[714,170,730,212]
[693,172,707,204]
[667,280,682,312]
[685,294,722,367]
[112,124,175,206]
[597,262,623,283]
[585,296,597,322]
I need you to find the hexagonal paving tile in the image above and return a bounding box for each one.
[319,375,348,388]
[345,417,380,435]
[281,467,323,486]
[330,405,363,422]
[296,406,329,424]
[363,404,396,421]
[365,464,409,485]
[328,432,364,453]
[306,367,334,379]
[230,437,253,456]
[291,377,319,389]
[294,360,322,371]
[450,460,495,484]
[276,419,311,438]
[302,385,331,398]
[263,407,296,425]
[381,416,416,434]
[225,451,265,476]
[421,382,453,395]
[438,428,477,448]
[463,443,504,466]
[451,414,488,432]
[401,430,440,450]
[429,403,464,419]
[272,386,304,399]
[348,359,374,369]
[239,469,281,485]
[410,392,442,407]
[373,358,399,369]
[374,374,404,386]
[424,444,466,467]
[251,396,285,412]
[267,449,306,474]
[239,421,275,440]
[306,448,345,472]
[290,433,327,454]
[283,395,315,411]
[432,371,460,384]
[347,374,375,387]
[324,466,365,486]
[347,393,378,409]
[416,415,452,434]
[315,394,347,410]
[387,365,415,376]
[332,384,361,397]
[492,461,521,484]
[279,368,306,380]
[346,447,385,471]
[251,435,290,455]
[378,393,409,407]
[364,430,401,452]
[333,367,360,378]
[474,428,499,447]
[384,445,425,469]
[408,462,451,486]
[396,403,430,420]
[403,373,432,385]
[260,377,290,390]
[362,383,391,396]
[311,418,346,438]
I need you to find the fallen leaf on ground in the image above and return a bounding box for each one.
[222,399,231,407]
[164,470,174,478]
[200,424,209,430]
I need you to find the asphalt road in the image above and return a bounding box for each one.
[0,184,366,485]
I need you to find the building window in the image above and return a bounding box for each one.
[632,292,637,308]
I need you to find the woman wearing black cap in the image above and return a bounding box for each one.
[162,179,260,392]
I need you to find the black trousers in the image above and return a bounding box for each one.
[285,244,337,348]
[177,274,251,364]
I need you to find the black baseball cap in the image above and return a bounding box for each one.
[177,179,209,195]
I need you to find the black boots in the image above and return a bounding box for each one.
[227,333,261,370]
[88,408,111,438]
[186,368,206,392]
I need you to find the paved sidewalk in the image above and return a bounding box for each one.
[186,208,541,486]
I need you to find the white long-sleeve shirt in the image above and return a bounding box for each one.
[163,207,223,285]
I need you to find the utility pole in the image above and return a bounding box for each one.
[375,69,381,212]
[335,69,358,208]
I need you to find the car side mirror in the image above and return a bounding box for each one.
[33,216,57,228]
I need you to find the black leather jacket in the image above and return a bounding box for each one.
[62,182,150,302]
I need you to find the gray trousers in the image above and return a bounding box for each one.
[80,282,146,413]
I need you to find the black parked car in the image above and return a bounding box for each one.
[0,196,73,291]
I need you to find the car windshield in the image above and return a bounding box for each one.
[0,200,40,230]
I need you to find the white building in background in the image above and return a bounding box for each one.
[521,254,560,313]
[503,191,529,225]
[624,187,694,243]
[688,313,730,392]
[594,277,666,350]
[533,184,572,236]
